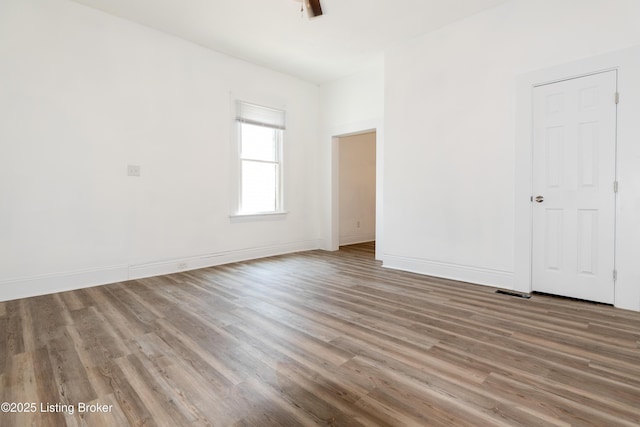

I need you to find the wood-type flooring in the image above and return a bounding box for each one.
[1,242,639,426]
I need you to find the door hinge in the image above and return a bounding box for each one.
[613,270,618,281]
[614,181,619,193]
[615,92,619,104]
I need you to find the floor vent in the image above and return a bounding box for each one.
[495,289,531,299]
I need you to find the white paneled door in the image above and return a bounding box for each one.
[532,70,617,304]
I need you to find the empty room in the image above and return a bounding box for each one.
[1,0,640,425]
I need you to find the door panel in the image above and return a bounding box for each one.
[532,71,617,304]
[544,209,563,271]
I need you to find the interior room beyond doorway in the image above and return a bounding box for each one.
[338,131,376,246]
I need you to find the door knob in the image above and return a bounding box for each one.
[535,195,544,203]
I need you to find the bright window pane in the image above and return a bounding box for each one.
[241,160,277,213]
[241,123,277,161]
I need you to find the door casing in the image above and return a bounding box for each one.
[530,70,618,303]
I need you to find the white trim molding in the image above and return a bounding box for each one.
[128,239,323,280]
[383,254,514,290]
[0,240,323,303]
[0,265,129,303]
[339,234,376,246]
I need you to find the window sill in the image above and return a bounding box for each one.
[229,211,288,222]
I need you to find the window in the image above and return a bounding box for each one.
[236,101,285,214]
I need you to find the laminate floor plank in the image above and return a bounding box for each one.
[56,290,86,312]
[46,334,98,406]
[4,302,25,358]
[225,319,364,394]
[513,331,640,375]
[124,348,213,426]
[115,353,197,427]
[80,393,131,427]
[483,372,639,427]
[18,299,37,354]
[115,279,181,320]
[33,347,69,427]
[27,295,69,350]
[0,317,8,371]
[344,353,544,427]
[101,285,157,331]
[5,352,38,427]
[98,360,154,427]
[223,320,375,400]
[587,362,640,388]
[435,340,640,421]
[69,306,130,369]
[234,307,356,366]
[1,242,639,426]
[467,309,639,350]
[231,379,318,427]
[153,318,246,387]
[62,325,118,398]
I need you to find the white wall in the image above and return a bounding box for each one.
[383,0,640,310]
[321,55,384,133]
[339,132,376,245]
[0,0,322,301]
[320,56,384,256]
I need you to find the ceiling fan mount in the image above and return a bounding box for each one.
[293,0,323,18]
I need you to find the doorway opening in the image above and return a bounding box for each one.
[329,127,382,260]
[338,131,376,248]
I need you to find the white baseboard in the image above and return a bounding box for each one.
[0,265,129,303]
[382,254,514,289]
[339,233,375,246]
[128,239,323,280]
[0,240,323,302]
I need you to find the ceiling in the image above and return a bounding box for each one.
[72,0,509,85]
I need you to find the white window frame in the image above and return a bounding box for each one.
[234,101,286,216]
